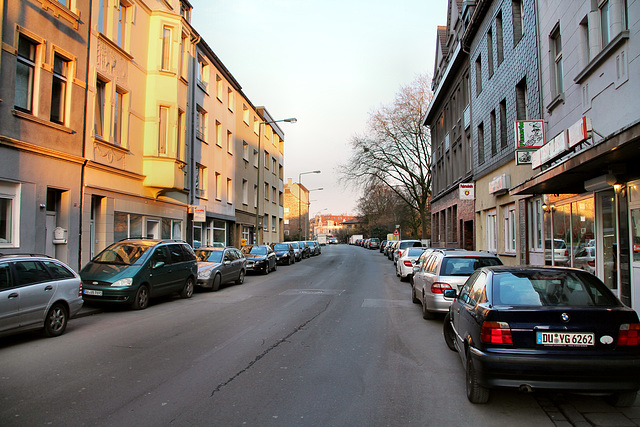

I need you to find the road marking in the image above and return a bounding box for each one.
[280,289,345,296]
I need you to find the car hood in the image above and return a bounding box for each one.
[244,254,267,260]
[197,261,221,271]
[274,251,289,256]
[80,262,138,282]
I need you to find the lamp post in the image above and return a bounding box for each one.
[255,117,296,244]
[302,188,323,239]
[298,170,321,240]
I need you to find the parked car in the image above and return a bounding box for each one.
[545,238,569,265]
[289,241,303,261]
[396,247,429,281]
[297,241,311,259]
[241,245,277,274]
[573,246,596,274]
[0,254,83,338]
[328,237,338,244]
[81,239,197,310]
[194,247,246,291]
[392,240,423,265]
[306,241,321,256]
[412,249,502,319]
[379,240,387,253]
[271,243,296,265]
[384,240,397,258]
[443,265,640,406]
[369,238,381,250]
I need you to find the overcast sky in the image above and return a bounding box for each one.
[190,0,447,215]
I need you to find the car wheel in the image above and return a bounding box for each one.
[181,277,194,298]
[443,313,457,352]
[422,294,436,320]
[132,285,150,310]
[263,264,269,275]
[466,353,490,403]
[411,285,420,304]
[211,274,222,292]
[289,256,293,265]
[606,391,638,407]
[272,262,277,272]
[43,303,68,337]
[236,270,245,285]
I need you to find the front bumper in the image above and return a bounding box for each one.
[82,287,135,304]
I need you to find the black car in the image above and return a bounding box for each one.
[443,265,640,405]
[241,245,277,274]
[271,243,295,265]
[297,241,311,259]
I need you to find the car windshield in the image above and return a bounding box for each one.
[273,244,289,251]
[440,257,502,276]
[290,242,299,249]
[93,242,154,265]
[545,239,567,249]
[245,246,267,255]
[493,271,621,307]
[194,250,223,263]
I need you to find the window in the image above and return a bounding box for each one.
[242,179,248,205]
[264,182,269,201]
[15,35,37,113]
[499,99,507,149]
[179,34,187,79]
[216,75,223,100]
[158,106,169,155]
[272,215,277,232]
[243,141,249,161]
[515,78,528,121]
[0,182,19,247]
[487,29,494,78]
[496,12,504,65]
[50,54,69,124]
[227,88,234,112]
[528,198,543,251]
[264,151,269,169]
[475,55,482,95]
[114,212,143,241]
[477,123,485,164]
[98,0,108,34]
[113,87,125,145]
[272,186,277,204]
[263,214,268,231]
[254,184,258,208]
[215,121,222,147]
[215,173,221,200]
[600,0,610,46]
[227,179,232,204]
[490,110,497,156]
[486,209,497,253]
[227,131,233,154]
[117,2,128,49]
[253,149,258,168]
[195,164,206,198]
[504,204,516,253]
[512,0,524,45]
[197,56,208,89]
[243,105,250,124]
[272,158,277,173]
[177,110,185,160]
[94,78,107,138]
[550,25,563,96]
[196,107,206,141]
[161,26,171,71]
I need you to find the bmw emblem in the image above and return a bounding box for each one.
[561,313,570,322]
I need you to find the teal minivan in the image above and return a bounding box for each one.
[80,239,197,310]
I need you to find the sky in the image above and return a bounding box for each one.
[190,0,448,216]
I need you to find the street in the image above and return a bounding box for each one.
[1,245,639,426]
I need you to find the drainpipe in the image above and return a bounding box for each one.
[78,0,93,271]
[186,34,201,245]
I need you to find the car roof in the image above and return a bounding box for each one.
[480,265,585,273]
[439,250,499,257]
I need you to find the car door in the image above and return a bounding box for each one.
[222,249,235,283]
[148,246,175,296]
[454,271,487,355]
[0,262,20,334]
[12,260,56,328]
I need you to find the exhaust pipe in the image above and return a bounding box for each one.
[519,384,534,393]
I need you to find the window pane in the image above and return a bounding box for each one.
[15,37,36,112]
[51,55,68,124]
[95,80,106,137]
[0,198,12,243]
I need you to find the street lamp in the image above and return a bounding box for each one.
[298,170,321,240]
[255,117,297,244]
[303,187,323,239]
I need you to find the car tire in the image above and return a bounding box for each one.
[466,354,490,403]
[411,285,420,304]
[443,313,457,352]
[272,262,277,272]
[236,270,245,285]
[43,303,68,337]
[606,391,638,407]
[263,264,269,275]
[132,285,150,310]
[181,277,194,298]
[422,294,436,320]
[211,274,221,292]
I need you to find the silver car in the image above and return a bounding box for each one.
[0,254,83,338]
[412,250,502,319]
[195,247,246,291]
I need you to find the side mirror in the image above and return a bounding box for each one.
[443,289,457,299]
[153,261,165,269]
[224,261,231,265]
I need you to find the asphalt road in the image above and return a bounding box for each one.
[1,244,635,426]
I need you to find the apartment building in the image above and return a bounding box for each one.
[0,0,91,270]
[512,0,640,308]
[283,180,309,241]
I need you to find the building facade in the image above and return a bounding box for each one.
[283,180,309,241]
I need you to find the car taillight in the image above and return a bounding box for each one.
[431,282,452,294]
[588,260,595,267]
[480,321,513,344]
[618,324,640,345]
[78,282,83,297]
[564,249,568,257]
[403,260,413,267]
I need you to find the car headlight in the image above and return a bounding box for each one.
[198,270,212,279]
[111,277,133,287]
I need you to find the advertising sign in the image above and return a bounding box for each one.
[515,120,545,149]
[459,183,475,200]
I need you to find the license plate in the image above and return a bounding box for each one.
[84,289,103,296]
[536,332,594,346]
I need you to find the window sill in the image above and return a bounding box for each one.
[574,30,629,84]
[499,252,517,257]
[12,109,74,134]
[546,92,565,112]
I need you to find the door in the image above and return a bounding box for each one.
[148,246,173,296]
[630,207,640,311]
[13,261,55,328]
[45,214,56,257]
[598,191,618,292]
[0,263,20,333]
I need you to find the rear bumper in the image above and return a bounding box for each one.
[469,346,640,392]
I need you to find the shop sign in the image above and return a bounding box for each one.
[567,116,592,148]
[489,174,511,195]
[532,130,568,169]
[459,183,475,200]
[516,150,533,165]
[515,120,545,149]
[193,206,206,222]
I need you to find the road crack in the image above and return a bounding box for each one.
[210,299,331,397]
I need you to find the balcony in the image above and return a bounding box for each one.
[143,156,187,194]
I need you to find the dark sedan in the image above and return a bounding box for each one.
[443,265,640,406]
[241,245,277,274]
[271,243,295,265]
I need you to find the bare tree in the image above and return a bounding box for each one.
[340,74,433,238]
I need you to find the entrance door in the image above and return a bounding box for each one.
[631,207,640,311]
[45,214,56,257]
[598,191,618,293]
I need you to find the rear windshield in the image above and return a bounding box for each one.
[493,271,621,307]
[273,244,289,251]
[400,241,421,249]
[545,239,567,249]
[440,257,502,276]
[194,250,222,263]
[406,247,426,257]
[93,242,154,265]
